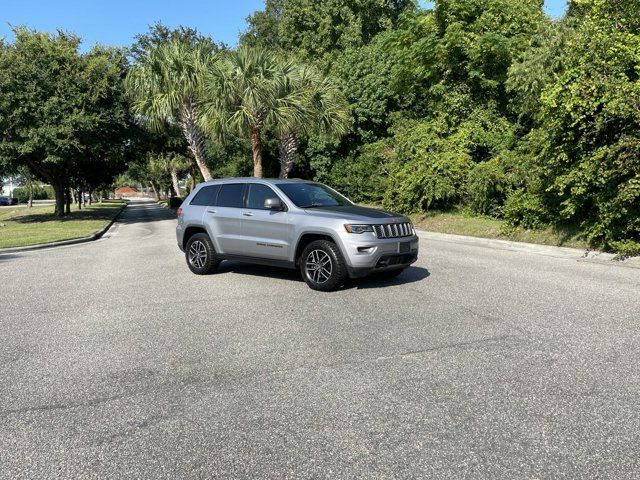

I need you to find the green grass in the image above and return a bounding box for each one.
[409,210,589,250]
[0,202,125,249]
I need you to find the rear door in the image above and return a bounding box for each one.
[205,183,246,255]
[186,184,219,231]
[240,183,292,260]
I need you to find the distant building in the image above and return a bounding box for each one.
[114,186,139,198]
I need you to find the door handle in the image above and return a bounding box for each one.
[242,212,254,217]
[207,209,217,214]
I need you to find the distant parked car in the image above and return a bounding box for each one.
[0,196,18,206]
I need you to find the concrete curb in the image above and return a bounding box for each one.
[0,203,127,255]
[416,230,640,269]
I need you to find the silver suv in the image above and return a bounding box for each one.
[176,178,419,291]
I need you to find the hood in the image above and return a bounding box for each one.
[303,205,407,222]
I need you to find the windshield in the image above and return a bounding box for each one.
[276,183,353,208]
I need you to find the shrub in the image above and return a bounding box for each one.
[383,118,472,212]
[502,189,549,229]
[609,240,640,259]
[466,159,508,217]
[11,185,54,203]
[384,150,472,213]
[328,141,391,204]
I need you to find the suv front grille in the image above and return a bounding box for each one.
[373,222,413,239]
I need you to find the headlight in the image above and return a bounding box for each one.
[344,224,373,234]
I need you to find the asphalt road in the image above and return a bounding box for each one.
[1,200,639,479]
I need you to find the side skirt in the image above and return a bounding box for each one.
[215,254,296,270]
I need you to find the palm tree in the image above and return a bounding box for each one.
[273,65,350,178]
[126,39,214,181]
[202,46,280,177]
[166,153,191,197]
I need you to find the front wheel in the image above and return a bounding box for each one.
[300,240,348,292]
[185,233,221,275]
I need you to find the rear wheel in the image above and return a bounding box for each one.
[300,240,347,292]
[185,233,220,275]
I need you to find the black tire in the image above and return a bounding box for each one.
[378,267,406,280]
[185,233,221,275]
[299,240,348,292]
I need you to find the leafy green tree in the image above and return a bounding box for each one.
[530,0,640,252]
[126,37,217,180]
[0,28,130,216]
[332,31,400,144]
[243,0,414,67]
[73,46,132,206]
[387,1,546,114]
[506,19,572,125]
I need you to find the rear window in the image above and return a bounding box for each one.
[215,183,245,208]
[190,185,219,206]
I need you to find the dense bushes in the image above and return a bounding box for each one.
[328,141,391,204]
[502,190,549,230]
[466,159,508,217]
[241,0,639,254]
[382,122,471,211]
[11,185,54,203]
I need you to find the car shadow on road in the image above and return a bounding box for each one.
[216,262,430,290]
[348,266,430,290]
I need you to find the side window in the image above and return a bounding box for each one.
[246,184,278,210]
[190,185,219,206]
[215,183,245,208]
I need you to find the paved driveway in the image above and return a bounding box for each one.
[1,200,639,479]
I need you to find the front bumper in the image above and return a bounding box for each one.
[340,234,420,278]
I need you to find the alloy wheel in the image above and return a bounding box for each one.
[305,249,332,284]
[188,240,207,269]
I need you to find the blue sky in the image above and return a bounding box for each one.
[1,0,568,50]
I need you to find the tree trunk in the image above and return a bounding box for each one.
[65,186,71,214]
[181,102,212,181]
[190,163,197,191]
[151,184,160,200]
[77,190,82,210]
[251,128,263,178]
[278,131,299,179]
[28,188,33,208]
[170,168,181,197]
[53,183,65,216]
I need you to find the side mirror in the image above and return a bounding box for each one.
[264,197,284,210]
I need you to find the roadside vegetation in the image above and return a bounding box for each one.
[0,0,638,255]
[0,202,125,249]
[409,210,588,250]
